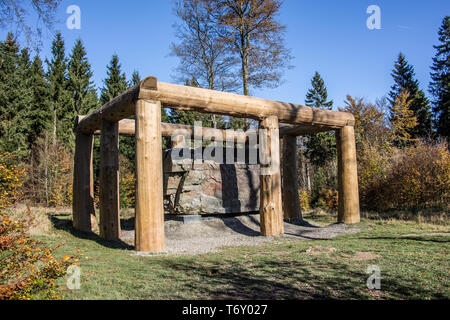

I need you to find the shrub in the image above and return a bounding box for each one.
[320,188,338,211]
[298,189,310,211]
[23,137,73,207]
[363,140,450,211]
[0,212,78,300]
[119,155,135,209]
[0,153,24,210]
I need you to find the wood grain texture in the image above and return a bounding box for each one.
[77,76,355,134]
[72,132,97,231]
[336,126,360,224]
[135,99,165,252]
[150,82,355,128]
[281,135,302,221]
[77,77,157,134]
[99,120,121,239]
[259,116,284,236]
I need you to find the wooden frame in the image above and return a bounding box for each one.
[73,76,360,252]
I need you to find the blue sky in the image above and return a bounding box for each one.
[2,0,449,110]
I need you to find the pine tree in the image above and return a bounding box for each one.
[18,48,36,149]
[130,70,141,87]
[29,55,51,143]
[304,72,336,166]
[99,55,134,165]
[305,72,333,109]
[68,38,97,116]
[429,16,450,141]
[389,53,433,139]
[0,33,30,158]
[46,32,74,149]
[390,90,418,147]
[100,54,128,105]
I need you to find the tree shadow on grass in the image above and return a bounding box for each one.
[152,255,447,300]
[358,236,450,243]
[49,213,133,250]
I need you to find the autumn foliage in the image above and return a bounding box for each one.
[0,153,77,300]
[0,153,23,210]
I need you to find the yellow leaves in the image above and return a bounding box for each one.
[390,90,418,146]
[359,139,450,210]
[298,189,310,211]
[0,153,24,210]
[1,210,80,300]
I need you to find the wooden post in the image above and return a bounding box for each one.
[135,99,165,252]
[336,126,360,224]
[99,120,121,239]
[73,132,97,231]
[281,135,302,221]
[259,116,284,236]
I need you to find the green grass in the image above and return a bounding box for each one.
[33,211,449,300]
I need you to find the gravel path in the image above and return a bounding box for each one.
[121,214,361,257]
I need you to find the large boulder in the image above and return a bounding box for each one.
[163,148,260,214]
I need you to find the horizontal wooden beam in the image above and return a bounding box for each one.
[278,123,333,136]
[78,116,255,141]
[77,76,355,134]
[78,116,330,139]
[77,77,157,134]
[151,81,355,128]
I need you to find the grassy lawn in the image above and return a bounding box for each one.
[31,210,449,300]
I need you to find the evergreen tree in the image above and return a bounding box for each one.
[100,54,128,105]
[99,55,134,165]
[46,32,74,149]
[18,48,37,149]
[130,70,141,87]
[304,72,336,166]
[29,55,51,144]
[305,72,333,109]
[429,16,450,141]
[68,38,97,116]
[0,33,30,158]
[389,53,433,139]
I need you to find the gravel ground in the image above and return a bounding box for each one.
[121,214,361,257]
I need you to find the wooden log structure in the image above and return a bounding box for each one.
[335,126,360,224]
[135,99,165,252]
[281,135,302,221]
[259,116,284,236]
[99,120,120,239]
[77,77,354,135]
[73,75,360,253]
[72,131,97,231]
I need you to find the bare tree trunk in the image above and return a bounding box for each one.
[44,132,49,207]
[53,107,57,147]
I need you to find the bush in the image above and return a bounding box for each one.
[119,155,135,209]
[0,153,24,210]
[1,152,78,300]
[0,212,78,300]
[362,140,450,211]
[298,189,310,211]
[23,137,73,207]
